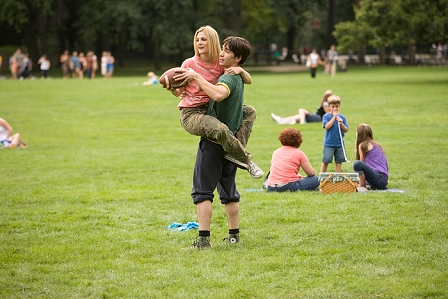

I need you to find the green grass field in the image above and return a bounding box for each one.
[1,66,447,298]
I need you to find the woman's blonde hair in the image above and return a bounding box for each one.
[193,25,221,63]
[320,89,333,106]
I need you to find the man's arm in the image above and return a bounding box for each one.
[176,68,229,102]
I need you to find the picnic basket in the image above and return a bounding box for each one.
[319,172,359,194]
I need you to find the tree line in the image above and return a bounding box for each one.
[1,0,446,69]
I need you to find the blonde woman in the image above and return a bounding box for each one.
[166,25,262,178]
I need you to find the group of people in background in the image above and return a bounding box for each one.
[306,45,339,78]
[268,90,389,193]
[3,49,114,80]
[6,49,34,80]
[59,50,115,79]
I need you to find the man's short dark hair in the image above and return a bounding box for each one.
[222,36,252,66]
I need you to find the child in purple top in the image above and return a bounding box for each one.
[353,124,389,189]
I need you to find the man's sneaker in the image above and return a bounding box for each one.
[223,233,240,244]
[247,161,264,179]
[224,154,263,179]
[224,153,248,169]
[182,236,211,250]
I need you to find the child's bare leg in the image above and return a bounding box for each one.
[298,108,309,124]
[283,115,300,124]
[18,137,28,148]
[320,162,328,173]
[9,133,21,148]
[335,163,342,172]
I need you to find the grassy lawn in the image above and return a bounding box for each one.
[1,66,447,298]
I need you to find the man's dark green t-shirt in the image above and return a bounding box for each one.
[207,73,244,134]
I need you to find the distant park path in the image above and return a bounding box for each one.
[246,63,307,73]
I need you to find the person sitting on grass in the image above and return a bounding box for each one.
[271,90,332,125]
[143,72,159,85]
[353,124,388,190]
[0,117,27,149]
[265,128,319,192]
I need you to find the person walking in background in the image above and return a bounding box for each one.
[9,53,17,79]
[85,51,94,79]
[325,45,338,78]
[353,124,388,190]
[13,49,25,79]
[320,95,349,173]
[38,54,51,79]
[306,48,324,78]
[0,117,27,149]
[104,52,114,79]
[60,50,71,79]
[77,52,85,79]
[271,90,332,125]
[91,52,98,79]
[101,51,107,76]
[20,53,34,79]
[265,128,319,192]
[71,51,80,78]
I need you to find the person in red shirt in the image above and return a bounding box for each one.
[265,128,319,192]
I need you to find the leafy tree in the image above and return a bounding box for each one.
[0,0,54,62]
[334,0,448,64]
[1,0,358,69]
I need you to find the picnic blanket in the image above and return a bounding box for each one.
[245,188,405,193]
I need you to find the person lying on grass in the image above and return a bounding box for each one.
[0,117,27,149]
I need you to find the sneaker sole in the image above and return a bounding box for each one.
[224,154,248,169]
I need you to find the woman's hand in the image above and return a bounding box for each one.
[172,68,197,87]
[224,67,243,75]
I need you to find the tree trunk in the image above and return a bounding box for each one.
[408,43,416,65]
[326,0,335,48]
[286,26,296,60]
[37,6,48,57]
[153,31,161,71]
[56,0,69,54]
[358,44,365,64]
[24,28,40,66]
[380,46,385,64]
[116,31,125,67]
[224,0,241,35]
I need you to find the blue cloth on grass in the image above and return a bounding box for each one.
[168,222,199,231]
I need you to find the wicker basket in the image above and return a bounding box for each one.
[319,172,359,194]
